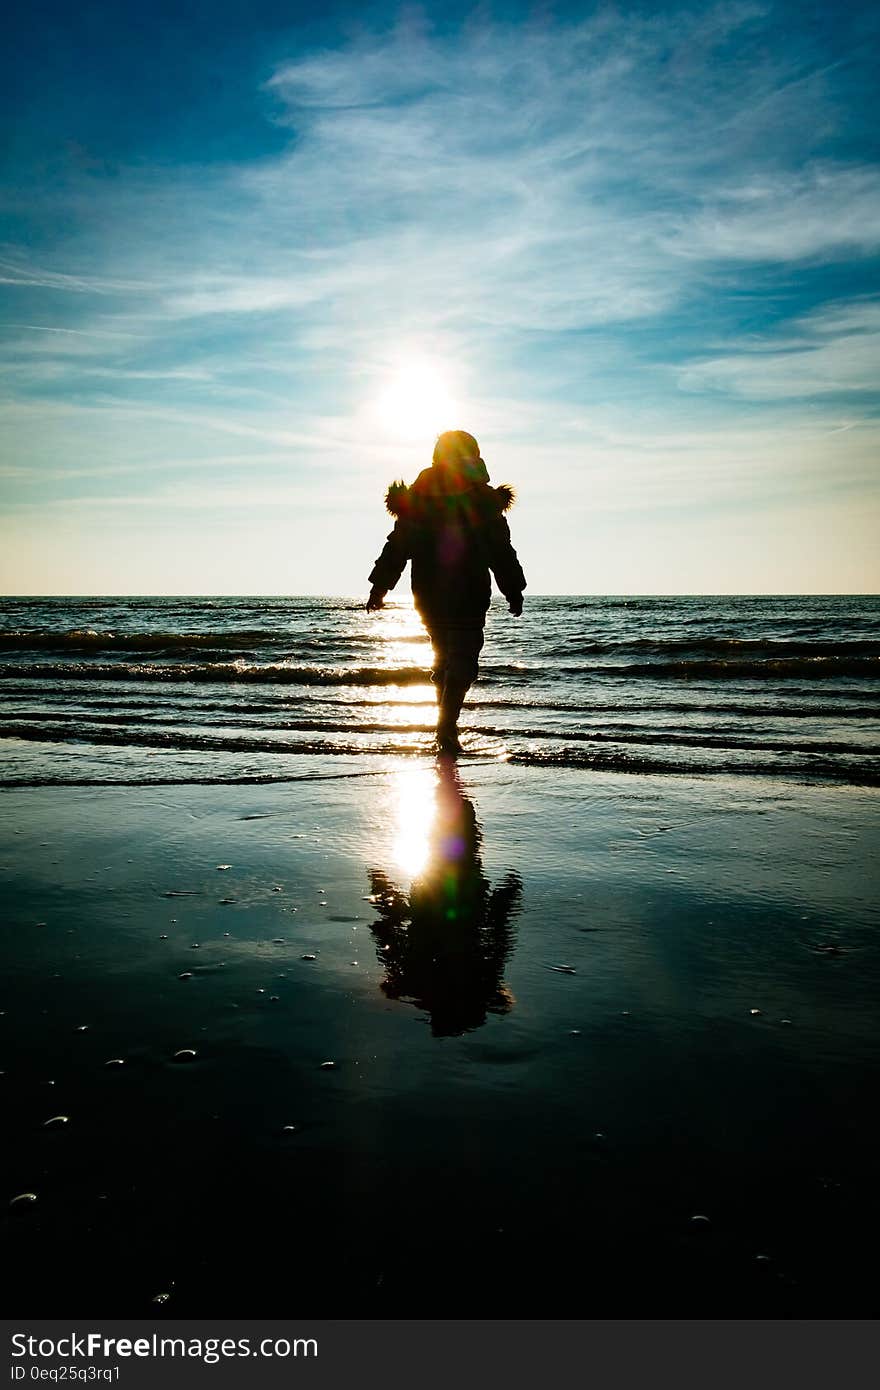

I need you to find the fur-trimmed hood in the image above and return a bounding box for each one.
[385,468,516,519]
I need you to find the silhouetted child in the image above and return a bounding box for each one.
[367,430,526,754]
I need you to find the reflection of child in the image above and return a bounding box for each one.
[367,764,522,1036]
[367,430,526,755]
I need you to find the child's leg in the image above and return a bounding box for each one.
[427,627,452,741]
[436,625,484,748]
[429,629,449,691]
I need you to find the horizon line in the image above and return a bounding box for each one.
[2,592,878,601]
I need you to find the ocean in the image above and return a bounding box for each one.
[1,594,877,786]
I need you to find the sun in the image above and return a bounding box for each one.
[373,360,459,441]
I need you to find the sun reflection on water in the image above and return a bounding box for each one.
[379,696,436,721]
[374,602,432,668]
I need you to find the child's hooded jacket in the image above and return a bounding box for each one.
[368,460,526,625]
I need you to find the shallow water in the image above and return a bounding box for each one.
[1,594,878,785]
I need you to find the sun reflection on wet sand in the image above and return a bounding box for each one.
[392,765,438,879]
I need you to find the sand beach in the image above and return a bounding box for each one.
[2,757,878,1316]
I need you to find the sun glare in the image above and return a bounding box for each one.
[374,360,459,441]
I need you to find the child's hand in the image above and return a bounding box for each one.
[508,594,524,617]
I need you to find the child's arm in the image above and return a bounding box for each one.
[367,519,412,608]
[486,516,526,615]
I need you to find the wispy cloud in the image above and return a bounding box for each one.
[0,255,145,295]
[680,297,880,397]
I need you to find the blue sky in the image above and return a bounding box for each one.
[1,0,878,594]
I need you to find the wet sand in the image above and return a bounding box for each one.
[1,760,878,1316]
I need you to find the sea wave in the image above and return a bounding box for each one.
[553,637,880,658]
[1,653,878,685]
[508,748,880,784]
[0,684,876,720]
[609,656,880,680]
[5,628,878,664]
[0,661,434,686]
[2,716,877,769]
[0,628,379,657]
[1,712,871,758]
[1,743,877,787]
